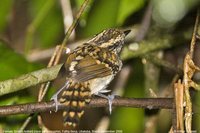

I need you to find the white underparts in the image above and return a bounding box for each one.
[89,75,114,94]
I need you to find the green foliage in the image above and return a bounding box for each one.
[80,0,144,37]
[0,42,43,80]
[117,0,145,25]
[35,3,64,48]
[0,42,41,129]
[27,0,64,49]
[80,0,120,37]
[0,0,13,32]
[0,41,41,121]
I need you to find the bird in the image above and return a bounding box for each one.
[51,28,131,127]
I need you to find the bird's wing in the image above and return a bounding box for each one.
[64,44,121,82]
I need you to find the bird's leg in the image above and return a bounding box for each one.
[94,91,115,114]
[51,81,69,112]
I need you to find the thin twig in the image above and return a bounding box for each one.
[121,35,174,60]
[19,115,34,132]
[143,54,182,75]
[0,97,173,116]
[189,10,199,58]
[135,2,152,42]
[38,45,61,102]
[54,0,90,64]
[60,0,75,38]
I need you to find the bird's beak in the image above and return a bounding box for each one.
[124,30,131,36]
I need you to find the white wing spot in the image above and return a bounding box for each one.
[69,61,78,71]
[76,56,83,60]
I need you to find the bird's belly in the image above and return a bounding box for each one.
[89,75,114,94]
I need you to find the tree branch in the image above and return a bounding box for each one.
[0,97,173,116]
[121,35,174,60]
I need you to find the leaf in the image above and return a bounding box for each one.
[80,0,120,37]
[36,5,64,48]
[0,42,42,128]
[0,41,43,80]
[28,0,64,48]
[0,0,13,32]
[80,0,145,37]
[117,0,145,25]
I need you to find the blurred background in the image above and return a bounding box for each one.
[0,0,200,132]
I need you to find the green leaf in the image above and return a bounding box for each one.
[0,0,13,32]
[0,42,43,80]
[36,3,64,48]
[27,0,64,49]
[117,0,145,25]
[80,0,120,37]
[80,0,145,37]
[0,41,42,128]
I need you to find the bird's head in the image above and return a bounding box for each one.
[88,28,131,54]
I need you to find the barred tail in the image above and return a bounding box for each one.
[59,81,91,127]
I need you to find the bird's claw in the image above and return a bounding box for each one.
[94,93,115,114]
[50,94,59,112]
[108,94,115,114]
[50,82,69,112]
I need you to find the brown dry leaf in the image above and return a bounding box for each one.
[174,80,184,131]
